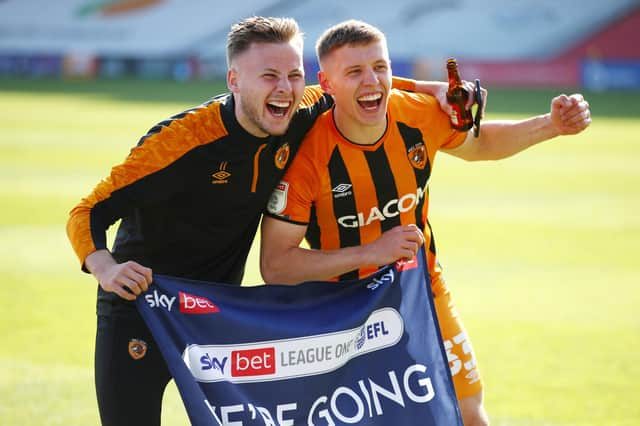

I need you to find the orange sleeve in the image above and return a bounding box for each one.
[391,76,417,92]
[389,90,467,151]
[413,92,468,150]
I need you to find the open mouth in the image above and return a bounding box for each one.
[267,100,291,117]
[357,93,382,111]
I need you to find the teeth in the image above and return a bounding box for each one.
[358,93,382,102]
[268,101,291,108]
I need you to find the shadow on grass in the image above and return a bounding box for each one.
[1,77,638,118]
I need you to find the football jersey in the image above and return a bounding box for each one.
[267,89,467,281]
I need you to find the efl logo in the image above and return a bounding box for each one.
[231,347,276,377]
[179,291,220,314]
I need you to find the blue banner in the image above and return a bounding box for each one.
[136,249,462,425]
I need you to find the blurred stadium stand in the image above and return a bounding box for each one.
[1,0,639,89]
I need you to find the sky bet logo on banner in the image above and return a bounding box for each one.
[145,290,219,314]
[136,247,462,425]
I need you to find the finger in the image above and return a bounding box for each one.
[404,246,417,260]
[142,267,153,286]
[479,87,488,117]
[437,94,454,115]
[127,268,151,292]
[408,231,425,247]
[125,262,153,290]
[119,275,143,296]
[560,99,589,116]
[132,264,153,286]
[552,94,571,110]
[401,240,419,256]
[401,229,421,244]
[563,109,591,127]
[575,100,590,115]
[113,285,137,301]
[404,225,425,244]
[463,80,475,109]
[568,93,584,104]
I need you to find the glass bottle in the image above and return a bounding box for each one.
[446,58,474,131]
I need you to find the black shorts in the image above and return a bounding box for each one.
[95,304,172,426]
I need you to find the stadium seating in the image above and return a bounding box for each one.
[0,0,638,87]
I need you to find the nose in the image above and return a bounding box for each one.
[363,67,379,85]
[276,76,292,92]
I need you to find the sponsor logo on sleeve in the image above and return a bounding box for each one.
[267,181,288,215]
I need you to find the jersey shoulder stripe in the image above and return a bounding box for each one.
[67,98,230,267]
[100,99,228,203]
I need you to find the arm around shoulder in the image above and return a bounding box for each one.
[444,93,591,162]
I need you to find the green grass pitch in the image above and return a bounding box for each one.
[0,77,638,425]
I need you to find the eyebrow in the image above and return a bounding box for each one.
[261,67,303,75]
[344,64,362,72]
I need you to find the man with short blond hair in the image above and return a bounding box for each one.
[261,19,591,426]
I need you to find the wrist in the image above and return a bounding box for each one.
[346,244,368,269]
[85,249,116,279]
[543,112,562,139]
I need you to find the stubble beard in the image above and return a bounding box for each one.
[238,93,288,137]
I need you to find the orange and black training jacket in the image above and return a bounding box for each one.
[67,88,331,309]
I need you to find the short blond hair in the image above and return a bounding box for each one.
[316,20,386,64]
[227,16,303,66]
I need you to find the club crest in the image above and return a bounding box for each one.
[128,338,148,360]
[275,143,290,169]
[408,144,427,169]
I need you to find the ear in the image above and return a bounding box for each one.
[318,71,332,94]
[227,68,238,93]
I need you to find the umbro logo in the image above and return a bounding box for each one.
[212,161,231,184]
[332,183,352,199]
[332,184,352,193]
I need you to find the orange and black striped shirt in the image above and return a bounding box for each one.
[266,90,467,282]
